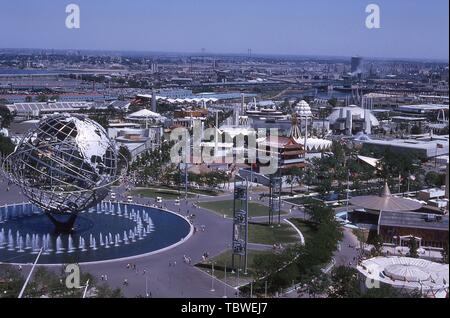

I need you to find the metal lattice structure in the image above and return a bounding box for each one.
[2,114,119,230]
[269,172,282,225]
[232,175,248,273]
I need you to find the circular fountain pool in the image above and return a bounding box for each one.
[0,202,192,265]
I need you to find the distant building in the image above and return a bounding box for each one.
[397,104,448,115]
[174,108,208,119]
[327,105,379,135]
[360,137,449,160]
[256,136,306,172]
[351,56,363,77]
[3,101,93,119]
[0,93,106,103]
[108,124,162,161]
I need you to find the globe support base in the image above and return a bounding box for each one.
[44,212,79,234]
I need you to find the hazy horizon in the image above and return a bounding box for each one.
[1,47,448,63]
[0,0,448,61]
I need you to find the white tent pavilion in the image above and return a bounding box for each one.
[126,109,166,122]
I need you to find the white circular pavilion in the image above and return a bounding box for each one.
[357,256,449,298]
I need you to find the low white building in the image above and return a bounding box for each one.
[358,256,449,298]
[418,188,446,201]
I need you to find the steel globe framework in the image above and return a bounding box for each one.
[3,114,120,232]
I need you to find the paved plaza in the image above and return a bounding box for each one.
[0,176,360,298]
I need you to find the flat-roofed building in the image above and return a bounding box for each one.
[361,138,448,160]
[3,101,93,119]
[397,104,448,114]
[378,211,449,248]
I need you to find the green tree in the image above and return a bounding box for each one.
[90,114,109,129]
[0,135,15,156]
[0,264,25,298]
[0,107,13,129]
[328,98,338,107]
[118,145,132,171]
[327,266,360,298]
[370,233,384,256]
[363,284,421,298]
[306,271,331,298]
[410,125,422,135]
[37,94,48,102]
[408,237,419,258]
[424,171,443,187]
[283,166,303,195]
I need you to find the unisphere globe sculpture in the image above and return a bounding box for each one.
[4,114,118,232]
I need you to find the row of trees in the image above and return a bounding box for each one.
[129,140,229,190]
[0,265,122,298]
[288,140,434,197]
[130,141,174,185]
[243,203,343,296]
[283,141,376,196]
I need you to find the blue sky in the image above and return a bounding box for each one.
[0,0,448,60]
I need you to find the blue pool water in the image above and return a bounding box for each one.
[0,202,191,264]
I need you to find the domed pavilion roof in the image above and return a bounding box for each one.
[294,100,312,117]
[349,183,422,212]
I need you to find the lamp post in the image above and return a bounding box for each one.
[264,281,268,298]
[223,263,227,298]
[210,262,215,292]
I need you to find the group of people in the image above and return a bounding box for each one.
[122,263,149,286]
[126,263,137,270]
[272,243,283,250]
[201,251,209,262]
[183,254,192,265]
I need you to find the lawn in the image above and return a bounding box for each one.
[195,249,274,287]
[198,200,281,218]
[284,196,319,206]
[131,187,221,199]
[287,218,318,242]
[248,222,299,245]
[131,188,191,200]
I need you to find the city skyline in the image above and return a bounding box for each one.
[0,0,448,61]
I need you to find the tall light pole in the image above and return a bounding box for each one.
[223,263,227,298]
[346,169,350,220]
[184,129,189,207]
[210,262,215,292]
[264,281,268,298]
